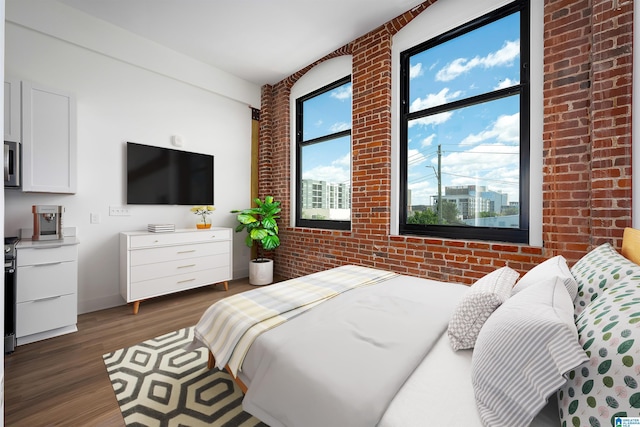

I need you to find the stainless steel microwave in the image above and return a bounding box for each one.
[4,141,21,188]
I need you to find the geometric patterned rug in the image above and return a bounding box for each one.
[103,327,267,427]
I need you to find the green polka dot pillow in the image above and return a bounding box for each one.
[571,243,639,315]
[557,276,640,426]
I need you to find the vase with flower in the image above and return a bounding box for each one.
[191,205,215,229]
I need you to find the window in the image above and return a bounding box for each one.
[399,0,529,243]
[296,76,352,230]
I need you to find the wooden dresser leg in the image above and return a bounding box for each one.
[208,350,215,369]
[223,281,229,291]
[132,300,140,315]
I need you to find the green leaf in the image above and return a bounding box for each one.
[250,228,268,241]
[603,376,614,387]
[572,416,580,427]
[630,392,640,408]
[622,355,634,367]
[568,399,579,414]
[587,396,597,408]
[583,338,595,350]
[624,376,638,389]
[602,321,619,332]
[605,396,619,408]
[261,235,280,251]
[237,213,258,225]
[588,416,601,427]
[618,339,634,354]
[582,380,594,394]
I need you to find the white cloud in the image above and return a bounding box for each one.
[494,77,518,90]
[410,88,462,112]
[409,111,453,128]
[437,143,520,201]
[330,85,352,100]
[436,39,520,82]
[302,153,350,185]
[421,134,437,148]
[460,113,520,146]
[410,63,423,79]
[330,122,350,132]
[407,148,428,167]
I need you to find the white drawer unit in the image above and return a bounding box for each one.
[16,238,79,345]
[120,228,233,314]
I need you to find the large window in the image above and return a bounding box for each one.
[399,0,529,243]
[295,76,352,230]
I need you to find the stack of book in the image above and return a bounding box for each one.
[147,224,175,233]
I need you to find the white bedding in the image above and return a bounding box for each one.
[240,274,469,427]
[379,332,558,426]
[226,269,559,426]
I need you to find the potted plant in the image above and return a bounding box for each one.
[232,196,281,285]
[191,205,216,229]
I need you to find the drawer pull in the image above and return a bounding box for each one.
[29,295,62,303]
[177,250,196,254]
[177,264,196,269]
[177,278,196,284]
[34,262,63,267]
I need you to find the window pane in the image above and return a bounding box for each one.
[406,95,520,228]
[300,135,351,221]
[409,12,520,112]
[302,82,352,141]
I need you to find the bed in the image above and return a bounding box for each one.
[192,235,640,427]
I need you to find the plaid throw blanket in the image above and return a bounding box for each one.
[194,265,398,376]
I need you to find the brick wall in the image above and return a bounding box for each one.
[258,0,634,284]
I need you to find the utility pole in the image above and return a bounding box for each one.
[430,145,443,224]
[437,144,442,223]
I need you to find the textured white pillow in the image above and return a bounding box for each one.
[447,266,519,351]
[512,255,578,300]
[472,276,588,427]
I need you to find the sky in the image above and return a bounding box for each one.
[299,11,521,206]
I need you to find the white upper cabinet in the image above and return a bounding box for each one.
[4,79,21,143]
[21,81,77,193]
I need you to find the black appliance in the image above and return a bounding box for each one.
[126,142,214,205]
[4,141,21,188]
[5,236,19,353]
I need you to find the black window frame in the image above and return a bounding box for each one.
[295,75,352,230]
[399,0,530,243]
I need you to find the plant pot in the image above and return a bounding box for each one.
[196,223,211,229]
[249,259,273,286]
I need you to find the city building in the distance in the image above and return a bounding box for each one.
[301,179,351,220]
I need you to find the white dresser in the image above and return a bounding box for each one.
[120,228,233,314]
[16,237,79,345]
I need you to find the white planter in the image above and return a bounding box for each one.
[249,259,274,286]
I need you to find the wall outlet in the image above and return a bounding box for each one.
[109,206,131,216]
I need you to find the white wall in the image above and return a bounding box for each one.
[4,1,261,313]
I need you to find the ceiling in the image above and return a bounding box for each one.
[57,0,423,86]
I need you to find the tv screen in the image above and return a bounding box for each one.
[126,142,214,205]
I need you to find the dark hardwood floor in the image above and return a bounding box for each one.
[4,279,255,426]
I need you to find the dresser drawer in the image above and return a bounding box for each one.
[130,241,230,266]
[16,293,77,338]
[17,261,77,302]
[130,254,229,283]
[130,266,230,300]
[128,229,231,248]
[17,244,77,267]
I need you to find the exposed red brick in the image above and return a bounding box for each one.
[257,0,633,285]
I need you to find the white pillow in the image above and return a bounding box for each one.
[512,255,578,300]
[472,276,588,427]
[447,266,519,351]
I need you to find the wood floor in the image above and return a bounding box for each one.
[4,279,256,426]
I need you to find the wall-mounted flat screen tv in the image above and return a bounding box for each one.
[126,142,214,205]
